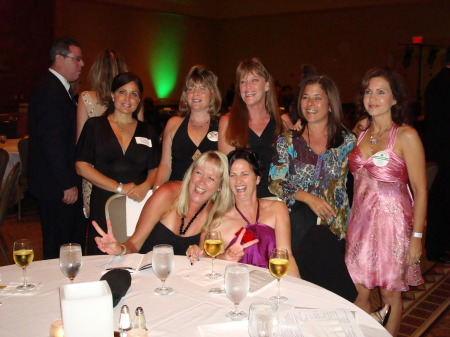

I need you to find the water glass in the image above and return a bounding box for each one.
[248,302,279,337]
[152,244,174,295]
[225,263,249,320]
[59,243,82,283]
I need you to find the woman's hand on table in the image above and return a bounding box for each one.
[187,244,204,264]
[304,193,336,220]
[92,219,122,255]
[126,182,149,202]
[221,228,259,262]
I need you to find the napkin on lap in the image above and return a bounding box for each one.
[100,269,131,307]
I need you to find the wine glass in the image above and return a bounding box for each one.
[152,244,174,295]
[13,239,35,291]
[59,243,82,283]
[269,248,290,304]
[204,230,223,279]
[248,302,279,337]
[224,263,249,320]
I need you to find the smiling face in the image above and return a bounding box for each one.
[239,71,269,108]
[112,81,141,115]
[300,83,330,124]
[186,80,211,113]
[188,162,222,205]
[229,159,260,201]
[363,76,397,118]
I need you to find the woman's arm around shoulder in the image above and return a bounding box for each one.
[218,113,235,154]
[352,118,368,137]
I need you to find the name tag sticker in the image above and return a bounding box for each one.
[207,131,218,142]
[373,151,390,167]
[135,137,152,147]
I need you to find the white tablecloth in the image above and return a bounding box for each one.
[0,255,390,337]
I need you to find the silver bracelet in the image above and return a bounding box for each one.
[411,232,423,238]
[116,182,124,194]
[118,244,126,256]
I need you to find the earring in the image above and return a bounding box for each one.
[218,188,222,192]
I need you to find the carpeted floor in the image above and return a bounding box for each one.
[0,196,448,336]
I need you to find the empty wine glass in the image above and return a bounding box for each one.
[204,230,223,280]
[59,243,82,283]
[269,248,290,304]
[248,302,279,337]
[13,239,35,291]
[224,263,249,320]
[152,244,174,295]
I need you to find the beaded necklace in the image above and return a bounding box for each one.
[369,122,392,153]
[179,201,208,235]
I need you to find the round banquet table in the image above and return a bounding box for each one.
[0,255,390,337]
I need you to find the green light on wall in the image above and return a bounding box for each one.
[149,19,183,98]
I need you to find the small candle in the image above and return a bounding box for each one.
[50,320,64,337]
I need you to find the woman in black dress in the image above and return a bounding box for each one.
[218,58,283,198]
[154,65,221,187]
[76,72,159,254]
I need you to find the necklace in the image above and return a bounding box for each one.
[179,201,208,235]
[369,122,392,152]
[190,119,210,128]
[108,116,135,131]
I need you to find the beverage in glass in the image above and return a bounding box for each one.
[152,244,174,295]
[59,243,82,283]
[248,302,279,337]
[203,230,223,279]
[13,239,35,291]
[269,248,289,304]
[224,263,249,320]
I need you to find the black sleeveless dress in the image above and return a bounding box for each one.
[169,115,218,181]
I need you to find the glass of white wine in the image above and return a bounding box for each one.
[204,230,223,280]
[59,243,82,283]
[269,248,289,304]
[225,263,249,320]
[13,239,35,291]
[152,244,174,295]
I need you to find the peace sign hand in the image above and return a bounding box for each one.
[92,219,122,255]
[223,228,259,262]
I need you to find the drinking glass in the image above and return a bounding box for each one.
[248,302,279,337]
[269,248,290,304]
[13,239,35,291]
[152,244,174,295]
[59,243,82,283]
[224,263,249,320]
[204,230,223,279]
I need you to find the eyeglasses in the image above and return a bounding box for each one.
[60,54,83,63]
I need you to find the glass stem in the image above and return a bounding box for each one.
[277,278,281,300]
[22,268,28,287]
[211,257,215,275]
[234,303,239,314]
[161,279,166,290]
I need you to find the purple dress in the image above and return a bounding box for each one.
[227,201,276,268]
[345,124,424,291]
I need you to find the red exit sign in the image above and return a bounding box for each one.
[412,36,423,44]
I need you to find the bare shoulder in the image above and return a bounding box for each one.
[153,181,181,203]
[397,124,419,139]
[166,116,184,130]
[260,199,288,213]
[219,112,230,126]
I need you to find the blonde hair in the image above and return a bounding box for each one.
[177,151,233,230]
[178,65,222,117]
[88,50,128,105]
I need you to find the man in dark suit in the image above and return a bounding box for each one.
[28,37,86,259]
[424,46,450,264]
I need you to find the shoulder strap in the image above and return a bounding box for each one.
[386,123,398,149]
[235,199,260,225]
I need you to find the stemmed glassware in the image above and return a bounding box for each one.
[59,243,82,283]
[269,248,290,304]
[203,230,223,279]
[13,239,35,291]
[248,302,279,337]
[152,244,174,295]
[224,263,249,320]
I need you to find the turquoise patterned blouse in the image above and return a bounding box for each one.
[269,130,355,239]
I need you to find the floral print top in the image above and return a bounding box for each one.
[269,130,355,239]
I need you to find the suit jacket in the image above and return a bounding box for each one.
[28,70,80,199]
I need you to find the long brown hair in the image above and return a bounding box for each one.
[225,58,282,147]
[297,75,349,149]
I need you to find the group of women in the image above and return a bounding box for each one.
[74,50,427,337]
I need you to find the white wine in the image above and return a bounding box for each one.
[269,258,289,278]
[14,249,34,268]
[204,239,223,257]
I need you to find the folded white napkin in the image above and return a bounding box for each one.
[198,320,248,337]
[301,319,346,337]
[126,190,153,236]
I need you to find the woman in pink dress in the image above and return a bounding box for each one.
[345,68,427,336]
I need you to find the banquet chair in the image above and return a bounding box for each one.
[0,148,8,185]
[17,138,28,220]
[0,162,21,263]
[105,194,129,243]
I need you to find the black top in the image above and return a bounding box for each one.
[139,221,201,255]
[169,115,218,181]
[248,118,276,198]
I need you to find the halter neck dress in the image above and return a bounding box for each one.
[226,201,276,268]
[345,123,424,291]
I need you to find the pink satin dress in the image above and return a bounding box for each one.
[345,124,423,291]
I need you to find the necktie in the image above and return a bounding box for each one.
[68,87,77,105]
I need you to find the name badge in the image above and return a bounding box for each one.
[207,131,218,142]
[373,151,390,167]
[135,137,152,147]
